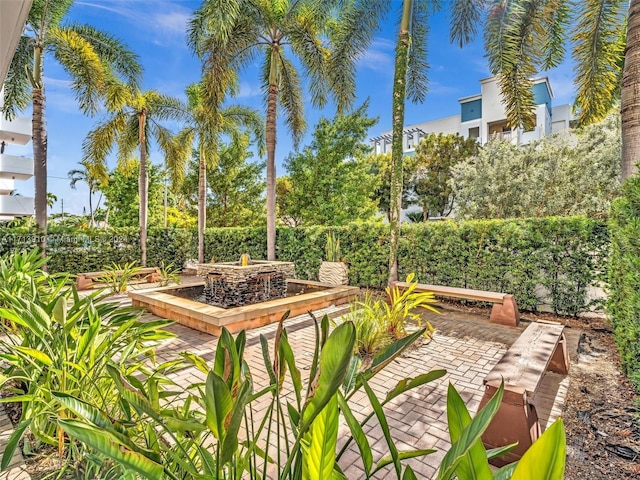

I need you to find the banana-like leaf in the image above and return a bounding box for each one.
[342,355,361,394]
[57,419,163,479]
[361,376,401,478]
[493,462,518,480]
[446,383,492,479]
[0,418,30,470]
[220,379,252,465]
[373,449,437,474]
[511,418,565,479]
[337,391,372,474]
[260,334,277,386]
[487,444,518,461]
[302,395,339,480]
[279,331,302,407]
[355,329,426,391]
[436,382,504,480]
[52,296,67,326]
[384,370,447,403]
[53,392,126,434]
[214,327,240,387]
[13,346,52,366]
[205,371,233,440]
[300,322,355,434]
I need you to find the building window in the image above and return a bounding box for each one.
[468,127,480,139]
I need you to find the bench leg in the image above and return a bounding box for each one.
[479,382,540,467]
[489,294,520,327]
[548,333,570,374]
[76,275,93,291]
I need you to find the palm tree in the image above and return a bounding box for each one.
[168,82,264,264]
[68,160,108,227]
[188,0,357,260]
[82,86,184,266]
[2,0,141,257]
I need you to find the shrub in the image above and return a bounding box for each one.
[608,176,640,389]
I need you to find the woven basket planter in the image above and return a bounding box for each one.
[318,261,349,285]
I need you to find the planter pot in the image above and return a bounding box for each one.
[319,261,349,285]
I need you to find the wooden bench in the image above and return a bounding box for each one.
[76,267,162,290]
[478,321,570,465]
[390,282,520,327]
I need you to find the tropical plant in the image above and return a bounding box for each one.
[68,160,109,227]
[53,312,567,479]
[2,0,141,257]
[97,261,143,294]
[0,286,175,467]
[188,0,360,261]
[339,290,390,357]
[325,232,342,263]
[168,81,264,263]
[82,87,185,266]
[383,273,437,340]
[157,262,181,287]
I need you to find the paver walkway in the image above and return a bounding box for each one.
[0,294,575,479]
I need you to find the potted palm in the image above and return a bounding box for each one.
[318,232,349,285]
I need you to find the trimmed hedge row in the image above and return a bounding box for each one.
[0,216,607,316]
[608,177,640,389]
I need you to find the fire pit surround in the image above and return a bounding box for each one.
[197,260,296,308]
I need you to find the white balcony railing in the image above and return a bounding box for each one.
[0,115,31,145]
[0,195,33,216]
[0,153,33,180]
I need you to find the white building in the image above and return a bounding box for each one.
[372,76,572,155]
[0,0,34,221]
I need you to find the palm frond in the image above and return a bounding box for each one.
[221,105,266,156]
[145,92,188,122]
[484,0,542,129]
[65,23,142,87]
[449,0,487,46]
[572,0,626,124]
[187,0,243,57]
[406,3,431,104]
[49,26,106,116]
[152,124,186,189]
[82,113,128,167]
[116,114,141,167]
[28,0,73,32]
[2,35,33,120]
[537,0,570,69]
[327,0,390,112]
[274,52,306,147]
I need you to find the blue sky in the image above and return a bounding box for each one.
[8,0,575,216]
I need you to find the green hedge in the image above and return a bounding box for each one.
[0,216,607,316]
[608,177,640,389]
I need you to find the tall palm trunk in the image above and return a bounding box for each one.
[198,141,206,263]
[32,44,47,261]
[266,83,278,261]
[88,186,94,227]
[622,0,640,180]
[388,0,412,284]
[138,111,148,266]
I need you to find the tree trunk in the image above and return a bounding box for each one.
[89,186,94,227]
[198,141,206,263]
[138,111,148,267]
[32,41,47,262]
[266,82,278,261]
[388,0,412,285]
[622,0,640,180]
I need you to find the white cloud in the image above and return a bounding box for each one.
[359,37,395,73]
[236,82,262,99]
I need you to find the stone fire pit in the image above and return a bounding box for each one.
[197,260,295,307]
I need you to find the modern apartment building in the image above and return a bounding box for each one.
[0,0,34,221]
[372,76,572,155]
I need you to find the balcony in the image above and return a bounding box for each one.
[0,114,31,145]
[0,154,33,180]
[0,194,33,216]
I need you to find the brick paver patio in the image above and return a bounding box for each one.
[0,291,576,479]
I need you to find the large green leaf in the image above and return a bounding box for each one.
[384,370,447,403]
[220,378,252,465]
[58,419,163,479]
[205,370,233,440]
[446,383,492,480]
[511,418,565,479]
[436,382,504,480]
[302,395,339,480]
[337,391,372,475]
[13,346,52,366]
[300,321,355,434]
[373,449,437,473]
[361,376,400,478]
[279,331,302,407]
